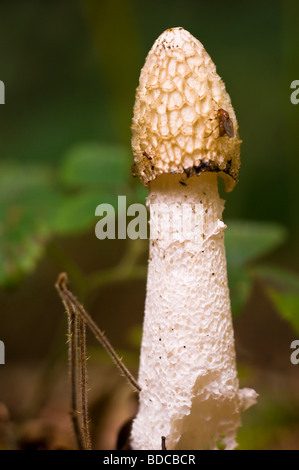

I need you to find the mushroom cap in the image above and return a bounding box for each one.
[131,27,241,192]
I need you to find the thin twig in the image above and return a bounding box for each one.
[79,317,92,450]
[56,272,141,393]
[65,298,84,449]
[26,241,146,419]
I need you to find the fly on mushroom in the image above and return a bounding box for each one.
[217,108,234,138]
[205,107,235,139]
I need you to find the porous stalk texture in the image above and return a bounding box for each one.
[131,173,257,450]
[132,28,241,191]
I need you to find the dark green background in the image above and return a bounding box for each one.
[0,0,299,450]
[1,0,298,226]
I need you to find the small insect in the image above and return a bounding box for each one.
[217,108,234,138]
[161,436,167,450]
[179,180,187,186]
[143,151,152,160]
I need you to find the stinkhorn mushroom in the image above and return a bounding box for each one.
[130,27,257,450]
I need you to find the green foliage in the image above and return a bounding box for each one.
[252,265,299,335]
[0,143,131,285]
[267,290,299,335]
[0,163,63,286]
[53,190,118,236]
[225,220,288,316]
[1,145,299,341]
[225,223,299,335]
[225,220,287,267]
[227,265,252,317]
[59,142,130,189]
[54,142,132,235]
[252,264,299,293]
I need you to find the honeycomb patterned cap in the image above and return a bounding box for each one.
[131,27,241,192]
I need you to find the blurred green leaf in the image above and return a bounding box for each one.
[266,289,299,335]
[0,144,135,286]
[225,220,287,267]
[252,264,299,335]
[227,265,252,316]
[0,163,63,286]
[252,264,299,294]
[53,190,119,236]
[59,142,130,188]
[225,221,287,316]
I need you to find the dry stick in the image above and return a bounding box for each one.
[79,316,92,450]
[58,290,91,450]
[65,298,85,450]
[56,273,141,393]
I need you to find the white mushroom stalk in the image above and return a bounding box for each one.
[130,27,257,451]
